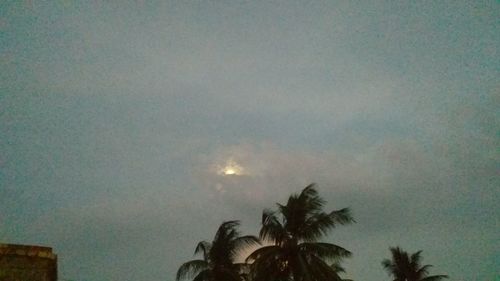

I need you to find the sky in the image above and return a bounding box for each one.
[0,1,498,280]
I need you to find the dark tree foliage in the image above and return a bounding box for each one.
[382,247,448,281]
[246,184,355,281]
[176,221,259,281]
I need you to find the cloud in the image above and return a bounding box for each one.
[0,1,497,281]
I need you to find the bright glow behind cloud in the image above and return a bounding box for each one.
[217,158,245,176]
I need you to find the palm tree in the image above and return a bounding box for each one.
[330,261,354,281]
[176,220,260,281]
[246,183,355,281]
[382,247,448,281]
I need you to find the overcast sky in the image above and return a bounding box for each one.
[0,1,498,281]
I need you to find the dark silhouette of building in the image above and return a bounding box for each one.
[0,243,57,281]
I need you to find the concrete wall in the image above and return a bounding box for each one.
[0,244,57,281]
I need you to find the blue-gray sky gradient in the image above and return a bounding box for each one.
[0,1,498,280]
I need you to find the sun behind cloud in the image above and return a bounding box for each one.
[218,159,244,176]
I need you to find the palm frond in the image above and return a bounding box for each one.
[420,275,449,281]
[210,220,243,266]
[260,210,286,243]
[229,235,260,259]
[299,209,353,242]
[195,241,212,260]
[245,245,281,263]
[295,253,313,281]
[192,269,212,281]
[384,247,448,281]
[179,220,257,281]
[329,208,355,225]
[215,267,245,281]
[382,258,396,274]
[248,245,287,281]
[213,220,241,243]
[232,235,260,248]
[300,212,335,241]
[176,259,208,281]
[416,264,433,279]
[308,254,344,281]
[330,261,346,273]
[298,183,319,201]
[300,183,325,213]
[232,262,250,271]
[300,242,352,261]
[410,250,423,267]
[251,184,353,281]
[283,184,333,239]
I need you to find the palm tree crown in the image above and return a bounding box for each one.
[382,247,448,281]
[246,183,355,281]
[176,220,259,281]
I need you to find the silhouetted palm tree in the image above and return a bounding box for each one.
[330,261,354,281]
[246,184,354,281]
[382,247,448,281]
[176,221,259,281]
